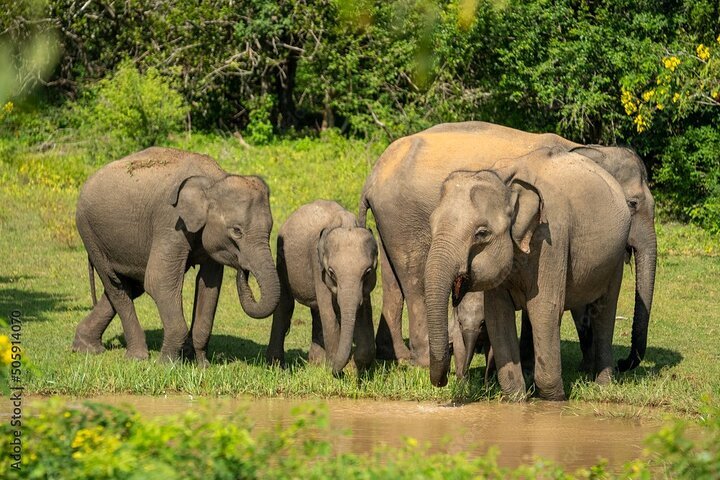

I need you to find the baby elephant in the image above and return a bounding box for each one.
[266,200,377,375]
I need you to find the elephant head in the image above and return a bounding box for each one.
[571,146,656,371]
[318,226,378,375]
[173,174,281,318]
[425,168,543,387]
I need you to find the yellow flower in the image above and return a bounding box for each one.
[697,44,711,61]
[717,34,720,45]
[634,114,649,133]
[0,334,10,350]
[663,56,681,71]
[657,103,664,110]
[2,101,12,113]
[405,437,418,447]
[642,89,655,102]
[2,349,11,365]
[621,87,638,115]
[64,412,71,418]
[673,92,681,103]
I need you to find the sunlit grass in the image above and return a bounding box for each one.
[1,133,719,416]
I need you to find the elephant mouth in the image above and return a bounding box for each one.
[452,273,470,307]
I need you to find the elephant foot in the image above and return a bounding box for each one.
[536,386,566,401]
[265,350,286,368]
[595,368,613,386]
[125,346,150,360]
[410,350,430,368]
[308,343,326,365]
[72,333,106,355]
[195,354,210,369]
[157,347,180,363]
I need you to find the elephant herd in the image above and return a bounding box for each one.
[72,121,656,401]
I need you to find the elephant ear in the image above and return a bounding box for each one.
[317,227,331,270]
[172,176,213,233]
[509,180,544,254]
[492,157,546,254]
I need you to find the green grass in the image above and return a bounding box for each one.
[1,131,719,415]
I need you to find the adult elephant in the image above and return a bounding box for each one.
[425,149,631,400]
[358,122,655,374]
[73,147,281,364]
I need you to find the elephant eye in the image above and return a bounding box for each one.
[363,267,373,277]
[627,199,639,210]
[232,226,244,237]
[327,267,336,280]
[474,227,490,242]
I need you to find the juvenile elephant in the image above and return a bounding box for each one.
[265,200,377,375]
[359,122,655,374]
[425,149,631,400]
[73,147,281,364]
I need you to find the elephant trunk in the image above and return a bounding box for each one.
[619,218,656,372]
[461,328,480,378]
[236,241,281,319]
[332,294,360,375]
[425,236,466,387]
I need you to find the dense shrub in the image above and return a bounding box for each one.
[71,61,188,161]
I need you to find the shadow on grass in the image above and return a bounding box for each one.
[106,328,308,367]
[457,338,683,399]
[0,275,83,322]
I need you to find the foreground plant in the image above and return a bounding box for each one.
[1,398,718,479]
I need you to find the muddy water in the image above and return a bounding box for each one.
[23,395,660,471]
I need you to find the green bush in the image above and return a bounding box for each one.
[72,60,188,161]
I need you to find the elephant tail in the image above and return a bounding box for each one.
[88,257,97,307]
[358,194,370,228]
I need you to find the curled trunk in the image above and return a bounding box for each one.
[237,243,281,319]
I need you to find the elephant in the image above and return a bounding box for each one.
[72,147,281,364]
[424,148,631,400]
[358,121,655,375]
[265,200,377,375]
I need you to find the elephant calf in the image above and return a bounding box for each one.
[266,200,377,375]
[73,147,281,364]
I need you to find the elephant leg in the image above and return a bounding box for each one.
[526,301,565,401]
[485,289,525,400]
[266,256,295,366]
[73,292,116,354]
[308,307,326,364]
[145,249,188,362]
[375,240,410,361]
[103,276,148,360]
[519,310,535,380]
[571,306,594,373]
[188,261,224,367]
[591,264,623,385]
[353,300,376,372]
[451,307,467,379]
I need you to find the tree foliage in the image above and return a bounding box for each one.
[2,0,720,230]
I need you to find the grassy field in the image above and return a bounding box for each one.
[1,132,719,415]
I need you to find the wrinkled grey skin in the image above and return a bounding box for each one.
[73,147,281,364]
[359,122,655,375]
[424,150,631,400]
[266,200,377,375]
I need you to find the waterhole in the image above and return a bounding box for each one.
[18,395,662,471]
